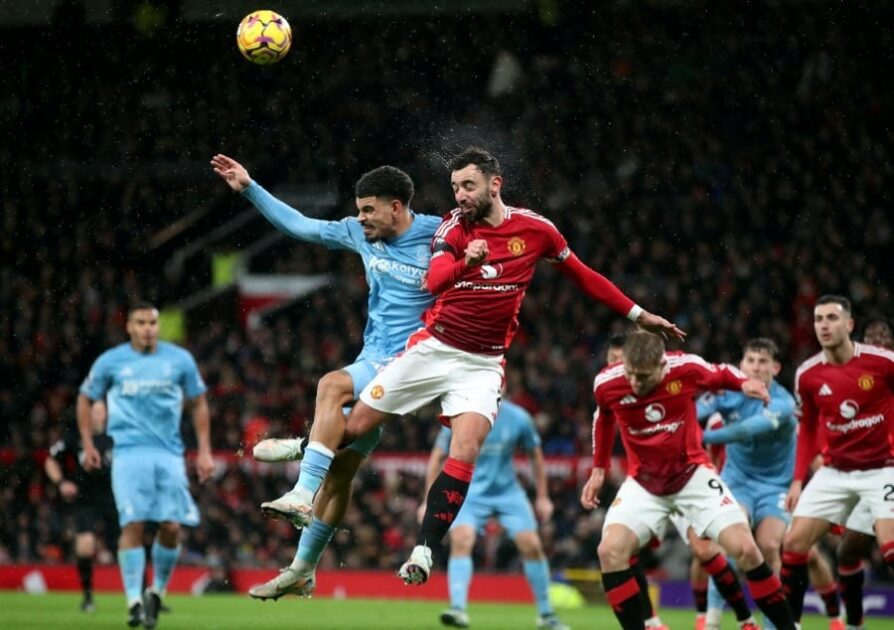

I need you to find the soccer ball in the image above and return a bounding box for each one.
[236,10,292,65]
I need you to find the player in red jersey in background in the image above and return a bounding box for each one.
[582,331,795,630]
[334,147,684,585]
[782,297,894,626]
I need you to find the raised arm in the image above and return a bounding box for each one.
[211,154,327,244]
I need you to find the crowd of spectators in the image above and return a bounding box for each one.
[2,1,892,584]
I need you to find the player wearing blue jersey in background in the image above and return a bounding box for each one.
[211,154,441,599]
[696,338,806,630]
[422,400,568,630]
[78,302,212,629]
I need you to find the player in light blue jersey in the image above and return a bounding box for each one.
[696,338,798,630]
[211,154,441,599]
[423,401,568,630]
[78,302,212,629]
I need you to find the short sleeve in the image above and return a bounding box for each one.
[180,351,208,400]
[80,354,113,401]
[318,217,365,253]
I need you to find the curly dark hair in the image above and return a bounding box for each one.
[354,166,415,206]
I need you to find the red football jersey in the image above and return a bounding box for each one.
[592,352,747,495]
[792,342,894,482]
[423,207,570,354]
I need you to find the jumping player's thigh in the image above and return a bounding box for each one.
[341,359,385,457]
[603,477,673,547]
[674,465,749,542]
[111,449,157,527]
[793,467,861,524]
[154,451,200,527]
[358,337,448,416]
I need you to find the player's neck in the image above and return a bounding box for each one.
[130,341,158,354]
[823,338,855,365]
[480,198,506,227]
[392,213,414,238]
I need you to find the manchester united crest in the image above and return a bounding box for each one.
[666,380,683,395]
[370,385,385,400]
[858,374,874,391]
[507,237,526,256]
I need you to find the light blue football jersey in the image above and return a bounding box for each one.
[80,341,207,454]
[435,400,541,497]
[697,380,796,485]
[243,182,440,360]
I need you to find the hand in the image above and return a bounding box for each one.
[464,239,489,267]
[210,154,252,192]
[636,311,686,341]
[580,467,605,509]
[82,444,101,471]
[785,480,802,512]
[196,450,215,483]
[534,496,554,522]
[59,480,79,501]
[741,378,770,405]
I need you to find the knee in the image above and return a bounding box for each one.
[515,532,544,560]
[316,372,352,405]
[449,527,476,556]
[598,538,632,571]
[783,529,811,555]
[158,521,181,545]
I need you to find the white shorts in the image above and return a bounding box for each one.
[844,500,875,537]
[604,465,748,547]
[358,333,504,423]
[794,466,894,528]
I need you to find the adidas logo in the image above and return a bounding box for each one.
[819,384,832,396]
[620,395,637,405]
[720,496,734,507]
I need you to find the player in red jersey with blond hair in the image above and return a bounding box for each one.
[781,295,894,626]
[582,331,796,630]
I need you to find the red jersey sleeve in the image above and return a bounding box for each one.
[687,355,748,391]
[592,386,616,469]
[793,369,820,483]
[424,217,466,294]
[556,252,637,319]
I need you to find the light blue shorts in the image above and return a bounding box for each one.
[341,357,389,457]
[111,446,199,527]
[722,469,790,526]
[452,486,537,538]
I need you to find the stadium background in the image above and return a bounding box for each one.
[1,0,892,619]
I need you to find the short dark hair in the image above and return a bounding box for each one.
[608,332,627,349]
[623,331,665,369]
[743,337,781,361]
[354,166,415,206]
[815,294,852,314]
[447,146,501,178]
[128,301,158,317]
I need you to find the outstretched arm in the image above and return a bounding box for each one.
[555,253,685,340]
[211,154,327,244]
[702,406,795,445]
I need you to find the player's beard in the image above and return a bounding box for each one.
[463,195,493,223]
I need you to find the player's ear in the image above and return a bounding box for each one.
[846,317,854,333]
[490,175,502,197]
[772,361,781,377]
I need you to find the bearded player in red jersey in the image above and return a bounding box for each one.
[334,147,684,586]
[582,331,796,630]
[781,296,894,626]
